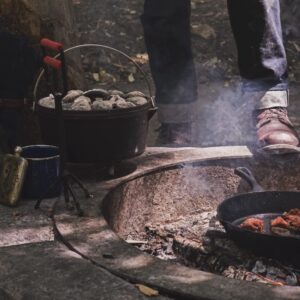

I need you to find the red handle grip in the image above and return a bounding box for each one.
[40,38,63,52]
[43,56,62,70]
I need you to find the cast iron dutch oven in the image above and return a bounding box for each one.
[217,167,300,265]
[34,44,157,164]
[37,99,156,164]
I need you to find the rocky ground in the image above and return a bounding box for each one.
[72,0,300,82]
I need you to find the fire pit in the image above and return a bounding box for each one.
[103,149,300,288]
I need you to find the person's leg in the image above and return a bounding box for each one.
[141,0,197,144]
[228,0,299,154]
[228,0,287,89]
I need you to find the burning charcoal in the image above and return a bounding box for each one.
[108,95,135,109]
[71,96,92,111]
[62,90,83,103]
[126,205,300,287]
[62,103,73,110]
[92,99,113,111]
[108,90,125,97]
[252,260,267,274]
[83,88,110,99]
[109,95,124,103]
[39,95,55,108]
[125,91,146,98]
[127,96,148,106]
[286,274,299,286]
[267,266,280,276]
[239,218,264,232]
[115,100,135,109]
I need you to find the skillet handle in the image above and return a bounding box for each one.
[234,167,264,192]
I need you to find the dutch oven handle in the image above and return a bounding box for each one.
[234,167,264,192]
[33,43,157,112]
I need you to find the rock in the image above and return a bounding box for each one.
[71,96,92,111]
[126,96,148,106]
[62,90,83,103]
[92,100,113,111]
[191,23,216,39]
[39,95,55,108]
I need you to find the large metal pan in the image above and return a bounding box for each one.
[217,167,300,265]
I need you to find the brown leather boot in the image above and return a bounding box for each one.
[255,107,300,154]
[156,123,192,146]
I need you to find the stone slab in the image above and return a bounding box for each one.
[0,199,54,247]
[0,241,166,300]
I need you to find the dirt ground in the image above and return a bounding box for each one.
[73,0,300,147]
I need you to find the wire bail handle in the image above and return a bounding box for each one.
[34,43,156,109]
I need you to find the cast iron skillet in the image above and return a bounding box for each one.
[217,167,300,265]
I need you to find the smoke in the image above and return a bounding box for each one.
[194,81,256,148]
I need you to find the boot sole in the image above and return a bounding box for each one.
[259,144,300,155]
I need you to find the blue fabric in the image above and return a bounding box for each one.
[141,0,198,105]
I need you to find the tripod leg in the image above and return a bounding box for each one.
[62,176,71,208]
[69,173,93,198]
[67,185,84,216]
[35,177,60,209]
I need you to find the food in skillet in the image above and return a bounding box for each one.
[239,218,264,232]
[271,208,300,237]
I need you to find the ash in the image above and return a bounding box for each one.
[126,210,300,286]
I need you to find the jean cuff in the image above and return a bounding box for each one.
[256,90,288,109]
[243,89,289,110]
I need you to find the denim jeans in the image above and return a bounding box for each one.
[141,0,288,122]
